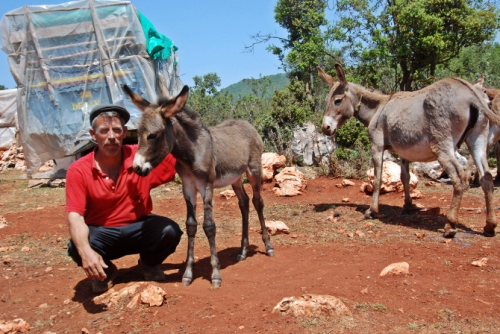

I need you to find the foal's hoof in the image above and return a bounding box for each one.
[483,226,496,237]
[212,279,222,288]
[182,277,192,286]
[443,229,457,238]
[236,254,246,261]
[267,248,275,257]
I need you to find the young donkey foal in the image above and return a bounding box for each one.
[123,85,274,287]
[317,64,500,238]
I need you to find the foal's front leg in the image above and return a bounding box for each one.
[201,183,221,287]
[181,180,198,286]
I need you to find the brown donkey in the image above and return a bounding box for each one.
[317,64,500,238]
[123,85,274,287]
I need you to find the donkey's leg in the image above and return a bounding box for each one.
[247,170,274,257]
[180,180,198,286]
[231,177,250,261]
[400,158,414,211]
[466,126,496,237]
[434,149,467,238]
[201,183,222,287]
[365,145,384,219]
[495,141,500,181]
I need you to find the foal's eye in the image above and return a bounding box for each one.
[147,133,158,140]
[334,98,342,106]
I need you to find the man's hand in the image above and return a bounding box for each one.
[67,211,108,281]
[80,248,108,281]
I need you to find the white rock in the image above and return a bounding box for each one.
[365,161,418,193]
[291,122,335,166]
[219,189,235,199]
[263,221,290,236]
[379,262,410,277]
[261,153,286,182]
[341,179,355,187]
[272,294,352,317]
[140,284,166,307]
[471,258,488,267]
[273,167,307,196]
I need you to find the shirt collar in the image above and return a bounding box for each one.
[90,145,134,173]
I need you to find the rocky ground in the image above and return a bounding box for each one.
[0,169,499,333]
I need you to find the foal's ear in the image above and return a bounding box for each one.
[122,85,151,111]
[317,66,335,88]
[160,85,189,118]
[334,63,348,87]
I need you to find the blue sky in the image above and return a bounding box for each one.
[0,0,287,90]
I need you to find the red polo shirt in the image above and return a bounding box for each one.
[65,145,176,227]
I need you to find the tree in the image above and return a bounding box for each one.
[435,42,500,87]
[330,0,499,91]
[246,0,333,95]
[0,85,6,90]
[186,73,233,126]
[192,73,221,96]
[242,75,272,99]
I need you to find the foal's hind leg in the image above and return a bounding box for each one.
[246,170,274,257]
[201,183,222,287]
[231,177,250,261]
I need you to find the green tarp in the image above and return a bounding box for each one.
[138,11,178,61]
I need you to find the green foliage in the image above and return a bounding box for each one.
[258,80,318,152]
[330,0,499,91]
[435,42,500,87]
[222,74,289,101]
[328,141,372,179]
[192,73,221,96]
[0,85,6,90]
[187,73,233,126]
[335,118,371,150]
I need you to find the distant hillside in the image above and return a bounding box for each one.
[222,73,290,101]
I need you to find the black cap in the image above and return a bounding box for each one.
[89,104,130,125]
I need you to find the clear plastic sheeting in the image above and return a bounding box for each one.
[0,88,18,149]
[0,0,183,176]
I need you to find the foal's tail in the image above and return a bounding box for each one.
[452,77,500,126]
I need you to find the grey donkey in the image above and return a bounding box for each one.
[318,64,500,238]
[123,85,274,287]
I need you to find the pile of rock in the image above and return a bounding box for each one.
[0,141,25,171]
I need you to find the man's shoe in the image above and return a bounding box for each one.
[138,259,165,281]
[92,262,118,294]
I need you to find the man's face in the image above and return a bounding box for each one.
[89,116,127,158]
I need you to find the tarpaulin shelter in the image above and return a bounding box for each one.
[0,89,18,150]
[0,0,182,177]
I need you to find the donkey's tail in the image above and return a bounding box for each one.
[451,77,500,126]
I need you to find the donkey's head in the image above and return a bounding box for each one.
[317,64,355,137]
[123,85,189,176]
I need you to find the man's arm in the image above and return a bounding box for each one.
[67,212,108,281]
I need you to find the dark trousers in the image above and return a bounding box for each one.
[68,215,183,267]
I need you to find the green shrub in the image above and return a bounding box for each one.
[335,118,371,150]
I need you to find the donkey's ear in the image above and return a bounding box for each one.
[334,63,348,87]
[123,85,151,111]
[317,66,335,88]
[476,74,485,87]
[160,85,189,118]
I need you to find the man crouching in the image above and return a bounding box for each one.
[65,104,182,293]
